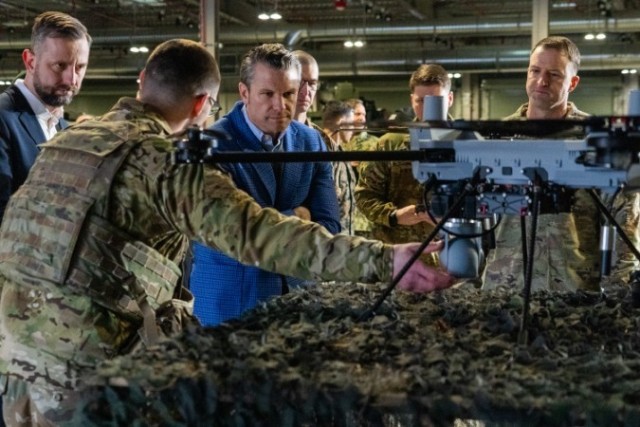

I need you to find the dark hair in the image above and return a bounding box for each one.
[142,39,221,103]
[239,43,300,87]
[409,64,451,93]
[31,11,92,53]
[532,36,581,72]
[322,100,353,129]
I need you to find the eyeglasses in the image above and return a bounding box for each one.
[208,96,222,116]
[300,79,319,91]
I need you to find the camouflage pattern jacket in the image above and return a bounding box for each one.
[313,122,357,235]
[0,97,393,389]
[502,101,591,121]
[344,132,379,236]
[482,102,639,291]
[344,131,379,153]
[354,131,437,265]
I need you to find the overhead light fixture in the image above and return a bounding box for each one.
[585,32,606,40]
[448,72,462,79]
[344,39,365,48]
[129,46,149,53]
[258,11,282,20]
[622,69,638,74]
[259,0,282,20]
[551,1,576,8]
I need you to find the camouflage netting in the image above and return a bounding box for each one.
[75,282,640,426]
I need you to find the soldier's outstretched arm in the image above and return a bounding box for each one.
[392,242,455,292]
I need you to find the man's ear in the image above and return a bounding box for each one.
[239,82,250,104]
[447,91,454,107]
[568,75,580,93]
[22,49,35,74]
[193,94,208,117]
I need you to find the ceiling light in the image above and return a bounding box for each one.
[584,33,595,40]
[551,1,576,8]
[596,32,606,40]
[622,69,638,74]
[129,46,149,53]
[344,39,365,48]
[258,10,282,20]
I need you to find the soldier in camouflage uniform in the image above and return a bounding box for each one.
[343,98,379,239]
[355,64,454,266]
[482,36,639,291]
[321,100,358,235]
[0,39,454,426]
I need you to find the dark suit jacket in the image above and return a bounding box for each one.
[190,101,341,326]
[0,85,68,220]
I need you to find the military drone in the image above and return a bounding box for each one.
[173,114,640,342]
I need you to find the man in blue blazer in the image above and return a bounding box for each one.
[190,43,341,326]
[0,11,91,221]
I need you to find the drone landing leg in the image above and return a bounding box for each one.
[587,189,640,265]
[587,189,640,304]
[360,174,481,321]
[518,179,542,346]
[520,216,528,283]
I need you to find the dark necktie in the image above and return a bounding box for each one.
[261,135,281,179]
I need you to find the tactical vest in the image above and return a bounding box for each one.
[0,122,181,331]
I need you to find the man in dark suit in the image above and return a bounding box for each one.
[0,11,92,221]
[189,43,341,326]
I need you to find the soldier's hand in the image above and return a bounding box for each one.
[293,206,311,221]
[392,242,454,293]
[395,205,436,226]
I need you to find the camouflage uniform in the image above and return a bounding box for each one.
[482,101,639,291]
[312,122,357,235]
[355,132,438,266]
[344,132,379,238]
[502,101,590,121]
[344,131,379,153]
[0,97,393,425]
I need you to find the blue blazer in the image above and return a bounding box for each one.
[0,85,68,220]
[190,101,340,326]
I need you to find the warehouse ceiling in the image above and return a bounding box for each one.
[0,0,638,81]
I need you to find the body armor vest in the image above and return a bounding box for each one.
[0,122,180,322]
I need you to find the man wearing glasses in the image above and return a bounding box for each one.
[189,43,340,326]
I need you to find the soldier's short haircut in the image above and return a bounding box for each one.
[239,43,301,87]
[322,100,353,130]
[31,11,92,53]
[143,39,221,102]
[409,64,451,93]
[532,36,581,73]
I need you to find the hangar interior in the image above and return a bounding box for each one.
[0,0,637,119]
